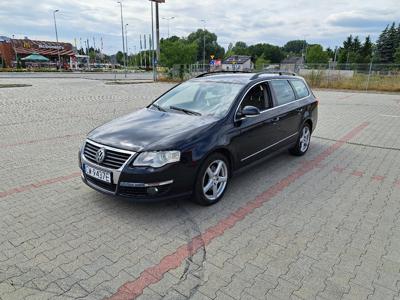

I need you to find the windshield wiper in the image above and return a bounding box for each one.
[169,106,202,116]
[151,103,166,112]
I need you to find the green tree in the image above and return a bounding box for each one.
[187,29,225,63]
[159,38,198,68]
[231,41,249,55]
[283,40,307,55]
[394,47,400,63]
[306,44,329,63]
[116,51,124,65]
[359,36,373,63]
[326,47,335,60]
[224,43,234,58]
[255,56,270,70]
[263,44,285,63]
[377,22,399,63]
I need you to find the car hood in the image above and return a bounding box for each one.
[88,108,218,152]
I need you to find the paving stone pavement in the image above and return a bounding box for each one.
[0,77,399,300]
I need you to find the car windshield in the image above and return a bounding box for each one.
[152,81,244,118]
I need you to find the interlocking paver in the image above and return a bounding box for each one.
[0,75,400,299]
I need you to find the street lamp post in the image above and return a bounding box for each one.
[53,10,61,71]
[125,24,129,67]
[162,16,175,38]
[201,19,206,71]
[117,1,127,77]
[151,1,156,81]
[149,0,165,81]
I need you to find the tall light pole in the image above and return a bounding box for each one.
[53,9,61,70]
[125,24,129,66]
[151,1,156,81]
[117,1,127,77]
[201,19,207,71]
[149,0,165,79]
[162,16,175,38]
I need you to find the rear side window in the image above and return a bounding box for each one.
[290,80,310,99]
[270,80,296,106]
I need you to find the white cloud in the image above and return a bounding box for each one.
[0,0,399,54]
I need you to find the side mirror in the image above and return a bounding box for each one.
[239,105,261,118]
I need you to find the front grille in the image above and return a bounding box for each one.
[84,141,132,169]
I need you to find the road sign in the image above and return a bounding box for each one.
[210,55,215,60]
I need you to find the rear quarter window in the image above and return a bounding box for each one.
[270,80,296,106]
[290,80,310,99]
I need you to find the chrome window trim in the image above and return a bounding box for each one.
[234,78,310,122]
[240,132,299,162]
[81,139,137,185]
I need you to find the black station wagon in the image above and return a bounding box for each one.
[79,71,318,205]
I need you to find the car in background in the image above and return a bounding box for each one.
[79,71,318,205]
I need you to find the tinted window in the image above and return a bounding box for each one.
[270,80,296,106]
[291,80,309,99]
[240,84,269,111]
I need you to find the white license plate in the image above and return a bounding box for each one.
[84,165,111,183]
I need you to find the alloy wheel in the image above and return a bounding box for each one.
[300,126,311,153]
[202,159,228,201]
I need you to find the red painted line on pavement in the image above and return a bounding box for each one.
[108,122,370,300]
[0,133,83,149]
[0,172,81,199]
[333,166,346,173]
[371,175,385,182]
[351,170,364,177]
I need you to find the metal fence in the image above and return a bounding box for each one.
[164,63,400,92]
[274,63,400,92]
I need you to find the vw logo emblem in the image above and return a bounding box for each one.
[95,148,106,164]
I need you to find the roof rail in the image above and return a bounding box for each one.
[250,70,297,80]
[195,70,252,78]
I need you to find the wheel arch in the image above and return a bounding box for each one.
[303,118,313,132]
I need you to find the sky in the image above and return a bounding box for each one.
[0,0,399,55]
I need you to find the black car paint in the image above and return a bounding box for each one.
[81,74,318,200]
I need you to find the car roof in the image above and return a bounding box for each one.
[190,72,305,85]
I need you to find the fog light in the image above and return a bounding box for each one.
[147,187,159,195]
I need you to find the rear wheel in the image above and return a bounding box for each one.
[290,124,311,156]
[194,153,229,206]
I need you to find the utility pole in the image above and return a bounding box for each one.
[117,1,127,77]
[149,0,165,79]
[53,10,61,71]
[125,24,129,67]
[151,1,156,81]
[155,2,160,62]
[162,16,175,38]
[201,19,206,71]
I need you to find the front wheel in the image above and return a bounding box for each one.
[194,153,230,206]
[290,124,311,156]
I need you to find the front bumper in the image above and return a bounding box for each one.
[79,142,195,201]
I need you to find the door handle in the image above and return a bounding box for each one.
[265,116,280,125]
[272,117,280,122]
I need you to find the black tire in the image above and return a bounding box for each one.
[193,153,230,206]
[290,123,312,156]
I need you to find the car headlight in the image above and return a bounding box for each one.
[132,151,181,168]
